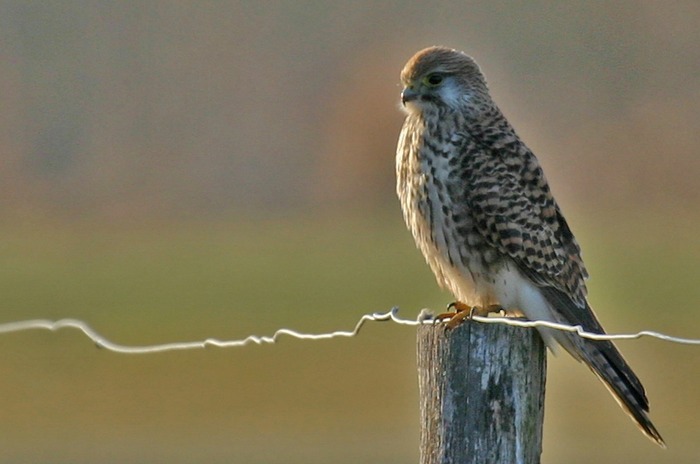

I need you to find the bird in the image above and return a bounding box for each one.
[395,46,665,447]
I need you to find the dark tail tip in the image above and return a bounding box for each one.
[639,415,666,448]
[592,343,666,448]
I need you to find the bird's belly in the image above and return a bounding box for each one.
[407,200,501,309]
[397,132,509,309]
[418,224,533,316]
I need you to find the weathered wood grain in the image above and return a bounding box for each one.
[417,320,546,464]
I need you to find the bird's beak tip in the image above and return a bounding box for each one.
[401,88,418,105]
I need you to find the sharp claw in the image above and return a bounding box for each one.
[435,303,507,328]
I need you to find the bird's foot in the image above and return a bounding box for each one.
[434,302,504,329]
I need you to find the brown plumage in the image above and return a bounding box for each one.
[396,46,664,446]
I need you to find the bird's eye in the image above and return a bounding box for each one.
[423,73,444,87]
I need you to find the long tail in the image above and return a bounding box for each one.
[539,287,666,447]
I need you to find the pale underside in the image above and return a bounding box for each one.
[412,200,559,346]
[397,114,564,351]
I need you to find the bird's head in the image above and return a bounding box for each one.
[400,46,490,116]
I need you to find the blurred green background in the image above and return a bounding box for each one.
[1,2,699,463]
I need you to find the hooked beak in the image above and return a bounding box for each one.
[401,87,418,105]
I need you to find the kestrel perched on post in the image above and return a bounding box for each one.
[396,46,664,446]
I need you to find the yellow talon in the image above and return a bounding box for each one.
[434,302,504,328]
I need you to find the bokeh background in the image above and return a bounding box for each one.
[1,2,699,463]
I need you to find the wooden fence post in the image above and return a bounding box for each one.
[417,319,546,464]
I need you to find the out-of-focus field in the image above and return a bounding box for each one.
[0,214,698,463]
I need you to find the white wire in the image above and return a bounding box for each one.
[0,307,698,354]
